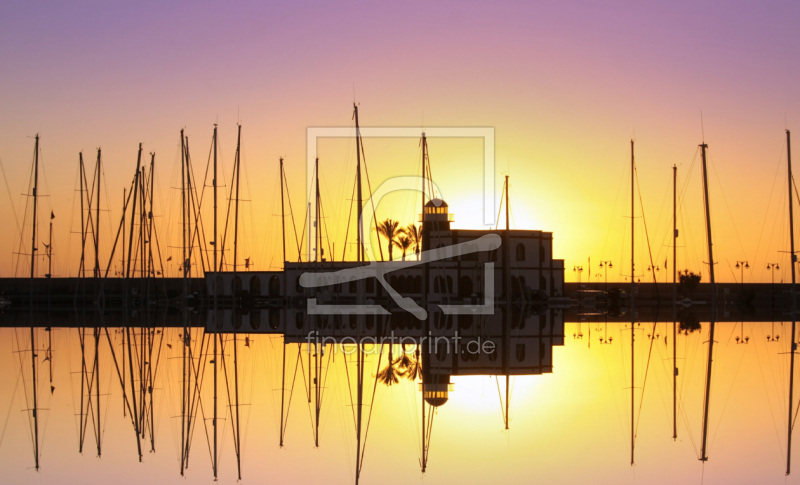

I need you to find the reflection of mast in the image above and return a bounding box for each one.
[699,142,716,462]
[787,129,796,475]
[355,343,364,483]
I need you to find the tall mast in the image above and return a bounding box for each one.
[79,152,86,277]
[787,128,797,475]
[125,145,142,278]
[280,158,286,263]
[354,104,364,262]
[699,142,716,462]
[148,152,155,278]
[315,157,321,262]
[630,139,635,466]
[422,132,427,217]
[94,148,101,277]
[47,212,53,278]
[30,134,40,470]
[232,124,242,271]
[672,164,678,441]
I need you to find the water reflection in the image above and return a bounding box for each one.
[4,312,800,483]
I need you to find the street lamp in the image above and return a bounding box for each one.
[735,260,749,284]
[573,265,584,285]
[599,261,612,290]
[647,265,660,283]
[767,262,780,319]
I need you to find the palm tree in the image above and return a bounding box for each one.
[397,235,412,261]
[377,218,402,261]
[405,224,422,260]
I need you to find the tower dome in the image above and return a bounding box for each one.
[422,198,451,248]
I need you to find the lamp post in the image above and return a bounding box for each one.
[735,260,749,285]
[734,261,750,344]
[767,262,780,321]
[599,260,612,290]
[573,265,584,340]
[573,265,583,285]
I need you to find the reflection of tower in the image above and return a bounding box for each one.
[421,198,451,251]
[422,372,451,407]
[418,346,452,474]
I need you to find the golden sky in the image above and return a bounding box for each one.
[1,1,799,282]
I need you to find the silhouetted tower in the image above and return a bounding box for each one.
[421,198,451,252]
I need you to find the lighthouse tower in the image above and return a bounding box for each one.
[421,198,451,251]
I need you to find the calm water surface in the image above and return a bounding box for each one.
[0,321,798,484]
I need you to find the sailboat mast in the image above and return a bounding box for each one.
[233,124,241,271]
[94,148,101,277]
[787,128,796,475]
[315,157,321,262]
[672,164,678,441]
[700,142,716,462]
[422,132,427,216]
[280,158,286,263]
[125,145,142,278]
[47,214,52,278]
[354,104,364,262]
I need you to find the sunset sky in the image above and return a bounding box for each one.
[2,1,800,282]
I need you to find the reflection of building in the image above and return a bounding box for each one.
[206,197,565,335]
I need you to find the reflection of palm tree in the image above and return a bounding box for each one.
[405,224,422,260]
[403,345,422,381]
[397,235,412,261]
[377,344,401,386]
[395,342,414,369]
[378,219,401,261]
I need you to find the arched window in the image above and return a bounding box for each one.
[250,276,262,296]
[459,275,473,298]
[268,275,280,297]
[250,310,261,330]
[516,243,526,262]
